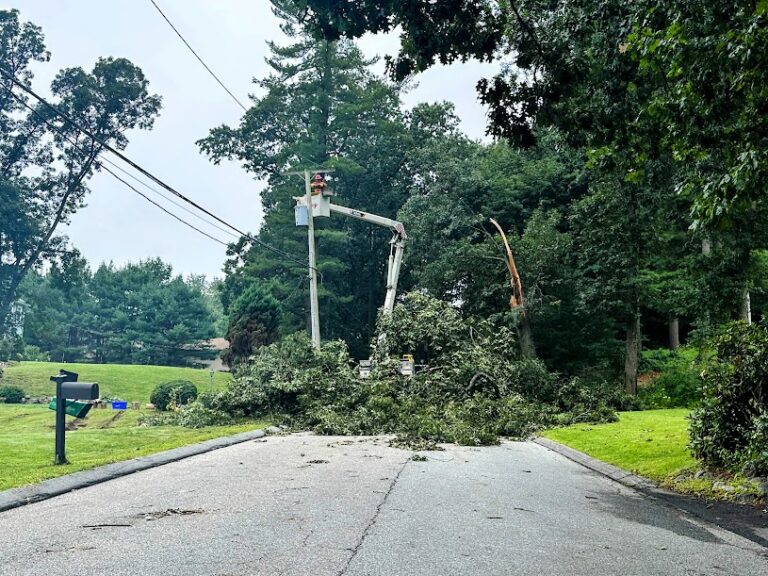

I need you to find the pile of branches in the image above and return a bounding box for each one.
[178,293,618,445]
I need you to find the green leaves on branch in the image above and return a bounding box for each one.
[690,322,768,476]
[183,293,620,446]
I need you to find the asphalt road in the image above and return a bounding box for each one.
[0,435,766,576]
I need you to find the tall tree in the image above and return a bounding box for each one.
[199,1,451,358]
[0,9,161,334]
[21,258,220,366]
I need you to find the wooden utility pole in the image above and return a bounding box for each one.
[490,218,535,358]
[304,170,321,349]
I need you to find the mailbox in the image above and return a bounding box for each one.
[60,382,99,400]
[50,370,99,465]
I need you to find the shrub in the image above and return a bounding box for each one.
[689,322,768,475]
[638,347,704,409]
[638,348,676,373]
[639,369,701,408]
[20,345,49,362]
[0,337,22,362]
[0,385,25,404]
[150,380,198,411]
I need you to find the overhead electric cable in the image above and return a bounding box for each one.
[0,66,315,272]
[7,89,230,247]
[98,158,240,240]
[147,0,248,112]
[102,166,230,246]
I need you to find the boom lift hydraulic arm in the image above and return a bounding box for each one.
[293,170,407,349]
[326,203,407,314]
[295,193,406,314]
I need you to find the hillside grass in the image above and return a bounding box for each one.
[0,403,264,491]
[1,361,231,403]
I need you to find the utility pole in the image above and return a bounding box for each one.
[304,170,321,349]
[292,169,405,348]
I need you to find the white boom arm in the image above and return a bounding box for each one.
[328,203,406,314]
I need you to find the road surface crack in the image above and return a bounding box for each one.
[336,456,410,576]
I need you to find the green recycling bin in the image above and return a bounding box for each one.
[47,398,92,419]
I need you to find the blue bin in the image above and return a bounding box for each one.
[112,401,128,410]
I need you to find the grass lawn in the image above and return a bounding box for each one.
[543,409,696,481]
[543,409,765,500]
[0,403,265,491]
[2,361,232,403]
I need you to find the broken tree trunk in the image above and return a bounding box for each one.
[489,218,535,358]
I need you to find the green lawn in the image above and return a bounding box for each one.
[542,409,766,500]
[0,403,264,491]
[543,409,696,481]
[2,361,231,403]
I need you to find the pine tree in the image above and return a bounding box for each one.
[199,1,435,358]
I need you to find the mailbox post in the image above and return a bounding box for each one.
[50,370,99,465]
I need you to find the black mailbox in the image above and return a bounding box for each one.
[51,369,99,465]
[60,382,99,400]
[51,369,79,383]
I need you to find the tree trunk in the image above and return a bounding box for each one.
[488,218,536,358]
[669,316,680,351]
[740,287,752,324]
[519,314,535,359]
[624,315,640,395]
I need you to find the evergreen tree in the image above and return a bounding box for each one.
[199,1,449,358]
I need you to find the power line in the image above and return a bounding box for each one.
[0,65,315,273]
[148,0,248,112]
[102,166,230,246]
[7,88,231,247]
[98,158,240,240]
[0,65,242,235]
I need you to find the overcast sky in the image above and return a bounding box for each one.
[9,0,497,279]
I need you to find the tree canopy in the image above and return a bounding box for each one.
[19,256,219,366]
[0,9,161,333]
